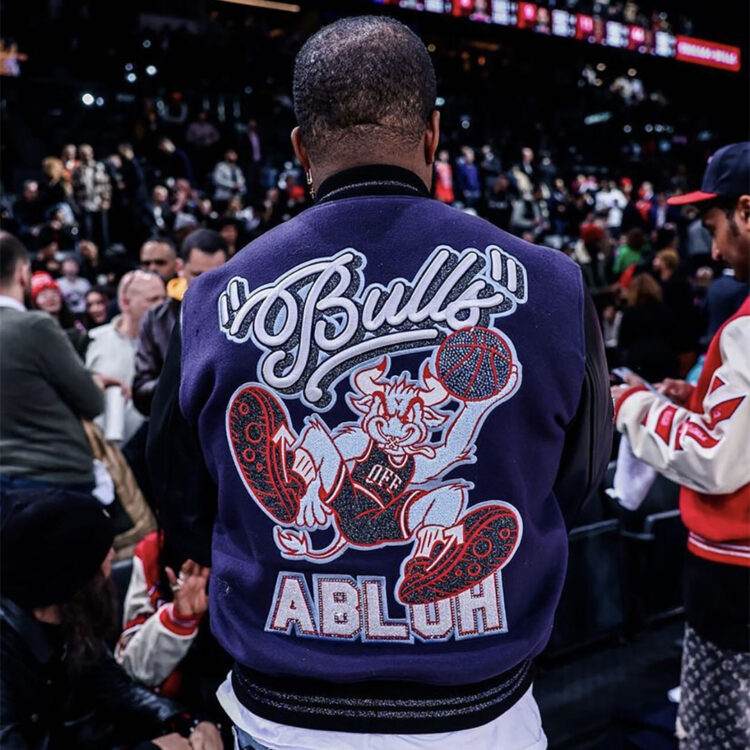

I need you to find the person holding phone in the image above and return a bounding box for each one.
[611,142,750,750]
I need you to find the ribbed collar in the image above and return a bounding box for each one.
[315,165,430,204]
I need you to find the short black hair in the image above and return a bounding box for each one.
[0,231,29,286]
[180,229,228,261]
[144,235,177,256]
[701,194,742,217]
[293,16,436,159]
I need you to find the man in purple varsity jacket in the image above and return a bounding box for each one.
[157,15,612,749]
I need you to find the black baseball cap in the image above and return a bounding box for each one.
[1,488,114,608]
[668,142,750,206]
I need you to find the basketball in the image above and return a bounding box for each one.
[436,327,513,401]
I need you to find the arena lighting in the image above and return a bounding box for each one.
[143,40,151,48]
[215,0,301,12]
[363,3,741,73]
[146,65,157,76]
[95,97,104,106]
[126,73,137,83]
[596,62,606,71]
[125,63,134,71]
[81,93,94,106]
[623,124,632,133]
[584,112,612,126]
[435,96,446,106]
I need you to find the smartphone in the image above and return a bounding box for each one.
[611,367,667,399]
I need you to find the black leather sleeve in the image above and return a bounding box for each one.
[91,652,183,733]
[0,684,30,750]
[146,322,216,567]
[553,289,614,529]
[132,310,160,417]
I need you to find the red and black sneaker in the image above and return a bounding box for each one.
[227,386,305,525]
[397,503,520,605]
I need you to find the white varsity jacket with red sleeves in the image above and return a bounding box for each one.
[614,296,750,567]
[115,532,203,694]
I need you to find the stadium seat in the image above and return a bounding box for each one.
[546,519,625,656]
[622,509,687,628]
[110,557,134,627]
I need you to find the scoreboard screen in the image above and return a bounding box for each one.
[369,1,741,72]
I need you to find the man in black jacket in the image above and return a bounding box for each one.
[133,229,227,416]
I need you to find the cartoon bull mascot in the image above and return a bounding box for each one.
[227,347,522,605]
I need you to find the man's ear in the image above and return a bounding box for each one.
[424,110,440,167]
[18,260,31,293]
[176,257,184,277]
[737,195,750,229]
[291,127,311,173]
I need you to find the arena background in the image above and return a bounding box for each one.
[2,0,748,192]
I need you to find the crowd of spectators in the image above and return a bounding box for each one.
[7,126,746,387]
[4,117,749,430]
[551,1,694,35]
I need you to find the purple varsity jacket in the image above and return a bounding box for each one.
[175,165,612,733]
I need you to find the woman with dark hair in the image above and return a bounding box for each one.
[0,488,220,749]
[83,286,112,329]
[653,248,700,364]
[618,273,679,382]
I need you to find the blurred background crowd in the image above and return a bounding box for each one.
[0,1,748,749]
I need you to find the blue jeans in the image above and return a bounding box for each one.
[233,727,272,750]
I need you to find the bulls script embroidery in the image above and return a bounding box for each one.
[220,244,529,642]
[218,245,527,409]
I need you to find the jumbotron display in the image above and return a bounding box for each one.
[371,1,741,72]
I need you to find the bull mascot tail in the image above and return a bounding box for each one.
[274,526,349,562]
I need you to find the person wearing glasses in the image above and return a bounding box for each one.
[133,230,227,417]
[140,238,178,283]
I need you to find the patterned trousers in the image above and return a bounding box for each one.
[677,624,750,749]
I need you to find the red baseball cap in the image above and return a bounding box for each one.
[668,142,750,206]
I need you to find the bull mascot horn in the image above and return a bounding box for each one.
[419,361,450,406]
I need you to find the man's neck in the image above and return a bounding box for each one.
[116,314,139,340]
[0,286,24,305]
[315,164,431,205]
[312,155,430,194]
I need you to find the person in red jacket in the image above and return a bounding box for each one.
[433,149,454,204]
[612,142,749,750]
